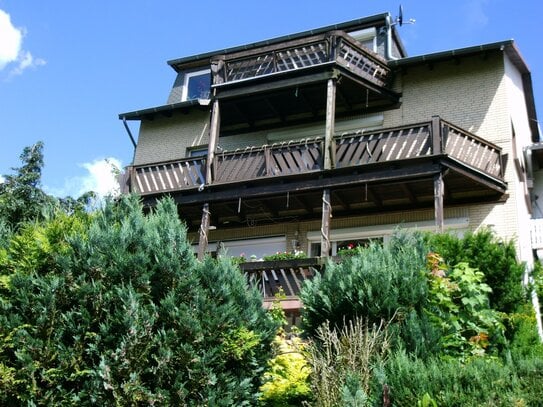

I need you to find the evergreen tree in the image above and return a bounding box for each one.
[0,196,277,405]
[0,141,53,229]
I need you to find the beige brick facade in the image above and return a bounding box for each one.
[133,50,532,259]
[133,109,210,165]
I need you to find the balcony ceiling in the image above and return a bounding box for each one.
[219,67,400,132]
[139,157,506,232]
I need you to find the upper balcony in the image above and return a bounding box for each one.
[122,117,506,229]
[210,31,399,130]
[212,31,390,89]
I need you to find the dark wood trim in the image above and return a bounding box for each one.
[198,203,211,260]
[153,163,443,207]
[434,172,444,232]
[321,189,332,257]
[206,99,220,184]
[214,69,336,100]
[324,78,337,170]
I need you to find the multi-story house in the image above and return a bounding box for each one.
[119,12,541,329]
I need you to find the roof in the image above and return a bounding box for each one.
[388,40,529,72]
[119,99,209,121]
[389,40,539,142]
[167,12,406,71]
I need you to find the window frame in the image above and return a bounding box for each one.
[181,69,211,102]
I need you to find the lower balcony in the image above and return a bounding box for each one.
[240,258,325,312]
[123,116,504,199]
[122,116,506,231]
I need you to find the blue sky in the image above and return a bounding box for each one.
[1,0,542,197]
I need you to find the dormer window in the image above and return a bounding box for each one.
[182,69,211,101]
[348,27,376,52]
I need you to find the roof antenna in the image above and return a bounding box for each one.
[395,5,416,26]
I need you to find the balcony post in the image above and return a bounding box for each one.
[198,203,211,260]
[324,78,337,170]
[434,172,444,233]
[206,99,221,184]
[431,115,443,154]
[320,189,332,257]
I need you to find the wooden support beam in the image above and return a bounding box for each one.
[324,78,337,170]
[320,189,332,257]
[206,99,221,184]
[431,115,442,155]
[434,172,444,233]
[198,203,211,260]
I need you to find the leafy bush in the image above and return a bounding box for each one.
[426,229,526,313]
[263,251,307,261]
[259,335,311,407]
[426,253,504,357]
[0,196,277,405]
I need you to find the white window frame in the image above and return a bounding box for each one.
[193,236,287,260]
[307,218,470,256]
[348,28,377,52]
[181,69,211,102]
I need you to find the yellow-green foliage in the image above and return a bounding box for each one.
[260,335,311,406]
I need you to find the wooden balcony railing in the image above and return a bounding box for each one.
[123,117,503,195]
[239,258,324,300]
[442,121,503,178]
[214,139,323,183]
[127,157,206,195]
[213,31,391,89]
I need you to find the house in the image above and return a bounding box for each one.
[119,12,541,329]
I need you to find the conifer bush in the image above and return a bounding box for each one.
[300,232,440,356]
[0,196,277,405]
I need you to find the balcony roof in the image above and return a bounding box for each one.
[167,13,406,71]
[119,99,209,121]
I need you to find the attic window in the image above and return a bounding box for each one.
[348,27,376,52]
[182,69,211,101]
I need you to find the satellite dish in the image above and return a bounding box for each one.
[398,5,404,26]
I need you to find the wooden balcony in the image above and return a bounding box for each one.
[212,31,391,90]
[240,258,325,306]
[124,117,504,197]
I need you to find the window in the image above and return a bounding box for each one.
[307,218,470,256]
[187,147,208,157]
[348,28,377,52]
[182,69,211,101]
[194,236,286,260]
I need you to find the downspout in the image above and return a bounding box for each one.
[122,116,137,150]
[385,14,398,61]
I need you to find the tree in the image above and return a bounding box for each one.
[0,196,277,405]
[0,141,53,229]
[0,142,93,234]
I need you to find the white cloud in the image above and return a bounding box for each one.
[0,175,5,184]
[0,9,21,69]
[0,8,45,77]
[46,158,123,200]
[463,0,490,29]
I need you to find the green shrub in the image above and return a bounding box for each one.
[259,335,311,407]
[304,317,390,407]
[425,253,504,357]
[381,351,532,406]
[426,229,526,313]
[301,232,440,356]
[0,196,277,405]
